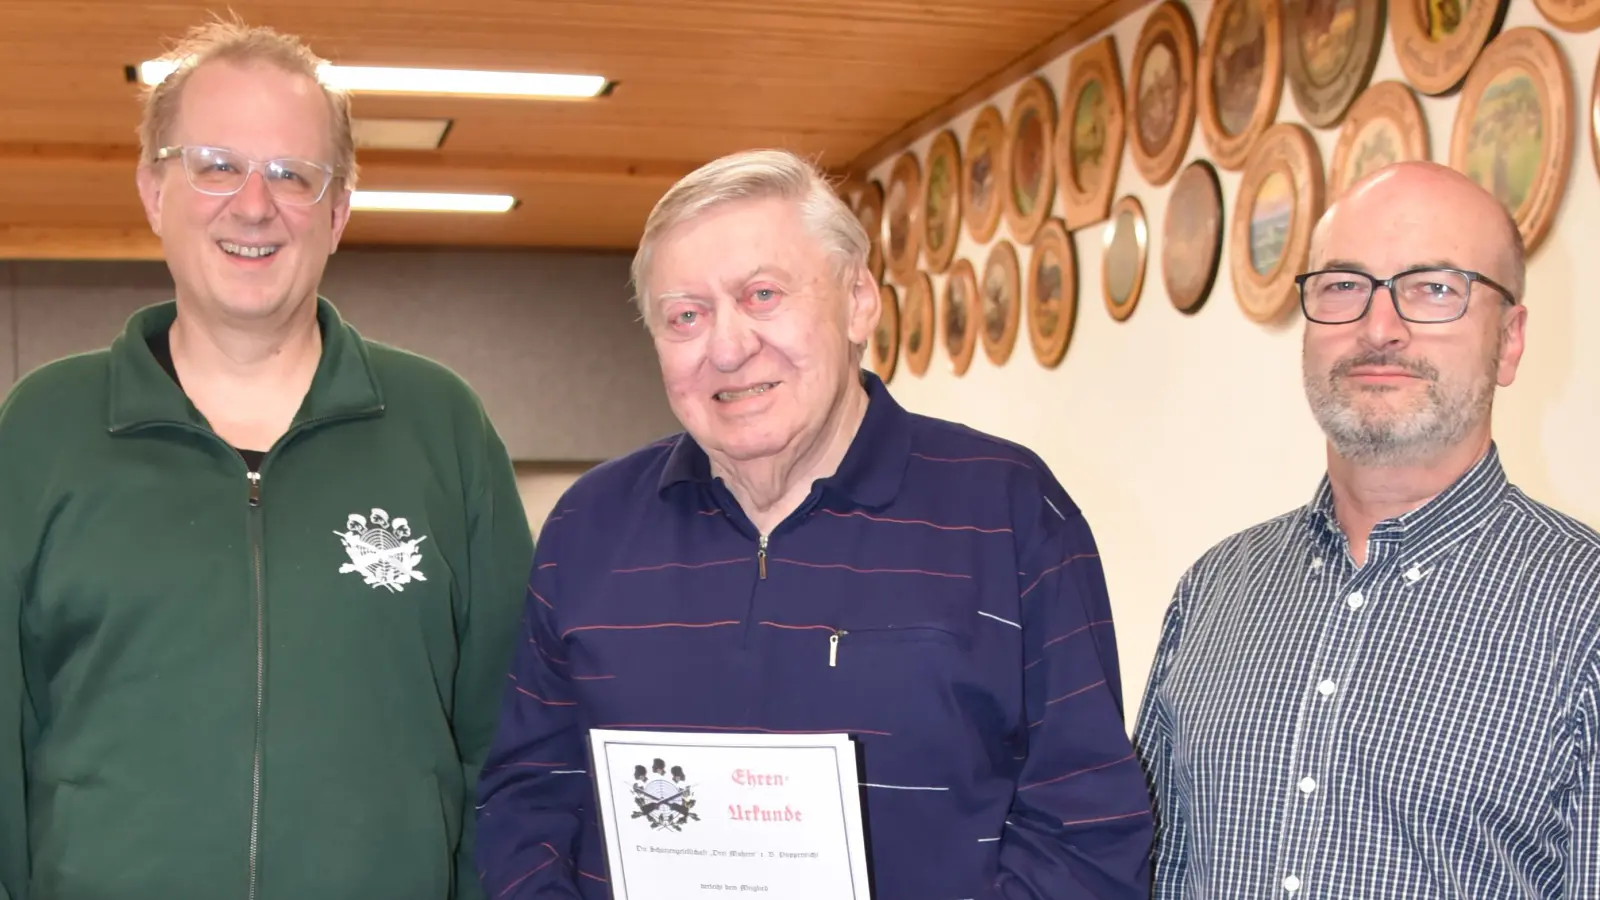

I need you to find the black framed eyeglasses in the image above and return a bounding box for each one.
[1293,266,1517,325]
[153,145,344,206]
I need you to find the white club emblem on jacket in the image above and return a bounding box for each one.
[335,507,427,592]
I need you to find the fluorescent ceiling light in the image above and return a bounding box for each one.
[137,60,608,99]
[330,67,607,98]
[350,191,517,213]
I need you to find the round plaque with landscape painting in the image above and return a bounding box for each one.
[1535,0,1600,32]
[853,179,886,284]
[1329,80,1429,198]
[1285,0,1386,128]
[942,258,980,376]
[1449,26,1572,257]
[980,240,1022,367]
[1127,1,1199,187]
[1002,76,1058,244]
[1196,0,1284,170]
[900,272,935,377]
[1229,123,1326,324]
[884,151,922,282]
[1056,35,1125,230]
[964,105,1007,244]
[921,129,963,274]
[1162,160,1224,314]
[871,283,899,383]
[1026,218,1078,369]
[1388,0,1508,96]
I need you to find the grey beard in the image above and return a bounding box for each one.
[1303,350,1495,467]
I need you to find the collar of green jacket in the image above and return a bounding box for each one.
[107,296,387,434]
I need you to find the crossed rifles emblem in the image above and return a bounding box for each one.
[335,509,428,592]
[631,759,698,831]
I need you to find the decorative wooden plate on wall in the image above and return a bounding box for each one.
[884,151,922,282]
[871,282,899,383]
[1128,1,1199,187]
[1026,218,1077,369]
[1002,76,1058,244]
[980,239,1022,366]
[853,179,886,284]
[921,129,963,274]
[1162,159,1224,314]
[900,271,935,377]
[942,258,980,375]
[1102,195,1149,322]
[963,105,1007,243]
[1389,0,1507,96]
[1197,0,1284,171]
[1229,123,1325,324]
[1329,80,1429,198]
[1056,35,1125,229]
[1449,26,1573,256]
[1592,45,1600,184]
[836,178,862,213]
[1536,0,1600,32]
[1284,0,1385,128]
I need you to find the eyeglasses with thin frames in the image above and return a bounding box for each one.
[153,145,345,206]
[1293,266,1517,325]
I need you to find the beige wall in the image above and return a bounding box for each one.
[515,462,595,537]
[866,0,1600,725]
[0,252,682,464]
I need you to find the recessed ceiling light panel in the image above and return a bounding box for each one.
[351,118,453,150]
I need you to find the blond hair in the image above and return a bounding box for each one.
[137,17,359,189]
[630,149,868,320]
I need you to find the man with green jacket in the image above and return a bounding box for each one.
[0,19,533,900]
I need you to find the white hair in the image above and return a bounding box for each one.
[629,149,870,321]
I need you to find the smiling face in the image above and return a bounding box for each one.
[645,196,879,470]
[136,58,351,326]
[1301,163,1526,466]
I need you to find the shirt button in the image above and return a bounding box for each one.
[1298,776,1317,794]
[1284,874,1301,892]
[1347,591,1365,609]
[1318,679,1337,696]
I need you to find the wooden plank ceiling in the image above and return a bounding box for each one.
[0,0,1122,258]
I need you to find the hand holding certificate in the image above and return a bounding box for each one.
[588,729,874,899]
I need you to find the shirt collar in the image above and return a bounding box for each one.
[1304,441,1510,552]
[658,369,912,508]
[107,296,385,434]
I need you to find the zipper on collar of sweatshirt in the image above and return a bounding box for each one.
[231,407,380,898]
[245,468,265,900]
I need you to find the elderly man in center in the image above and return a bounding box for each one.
[474,149,1153,898]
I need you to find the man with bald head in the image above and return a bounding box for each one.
[1133,160,1600,898]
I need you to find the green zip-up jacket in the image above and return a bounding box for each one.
[0,298,534,900]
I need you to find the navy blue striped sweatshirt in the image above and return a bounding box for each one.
[475,371,1152,898]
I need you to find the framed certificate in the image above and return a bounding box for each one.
[588,729,874,899]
